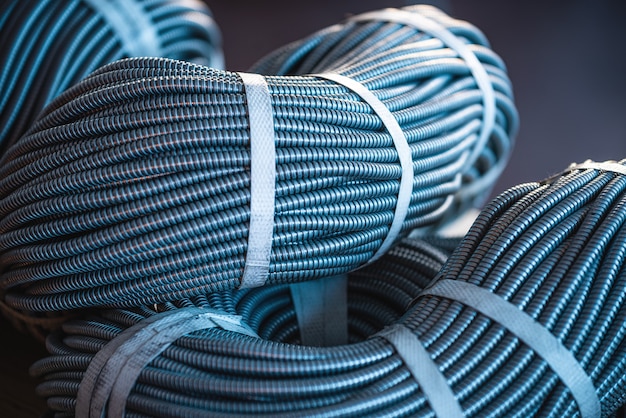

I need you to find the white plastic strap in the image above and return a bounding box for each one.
[351,8,496,175]
[420,279,601,418]
[313,73,413,263]
[83,0,161,58]
[290,274,348,347]
[76,307,258,418]
[238,72,276,289]
[376,324,464,417]
[568,160,626,176]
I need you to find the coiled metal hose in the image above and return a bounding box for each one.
[30,160,626,417]
[30,236,459,417]
[0,5,518,314]
[0,0,223,154]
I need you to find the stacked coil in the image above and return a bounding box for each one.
[0,0,223,154]
[0,0,223,338]
[30,160,626,416]
[0,5,518,315]
[30,236,458,417]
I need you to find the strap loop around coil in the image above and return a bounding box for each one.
[238,72,276,289]
[567,160,626,176]
[350,8,495,174]
[76,307,259,418]
[290,274,348,347]
[539,160,626,187]
[419,279,601,418]
[376,323,464,417]
[312,73,413,263]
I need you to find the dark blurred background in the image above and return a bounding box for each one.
[205,0,626,199]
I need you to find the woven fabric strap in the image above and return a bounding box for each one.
[313,73,413,263]
[568,160,626,176]
[351,8,495,173]
[75,307,258,418]
[376,323,464,417]
[238,72,277,289]
[351,7,498,201]
[82,0,161,57]
[420,279,601,418]
[290,274,348,347]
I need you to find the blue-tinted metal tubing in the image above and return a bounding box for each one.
[0,0,223,153]
[0,6,517,313]
[29,161,626,418]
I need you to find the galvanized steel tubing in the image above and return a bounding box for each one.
[31,160,626,416]
[0,0,223,154]
[0,5,518,313]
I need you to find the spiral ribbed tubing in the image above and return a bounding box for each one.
[0,0,223,154]
[30,236,458,417]
[31,160,626,417]
[0,5,518,313]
